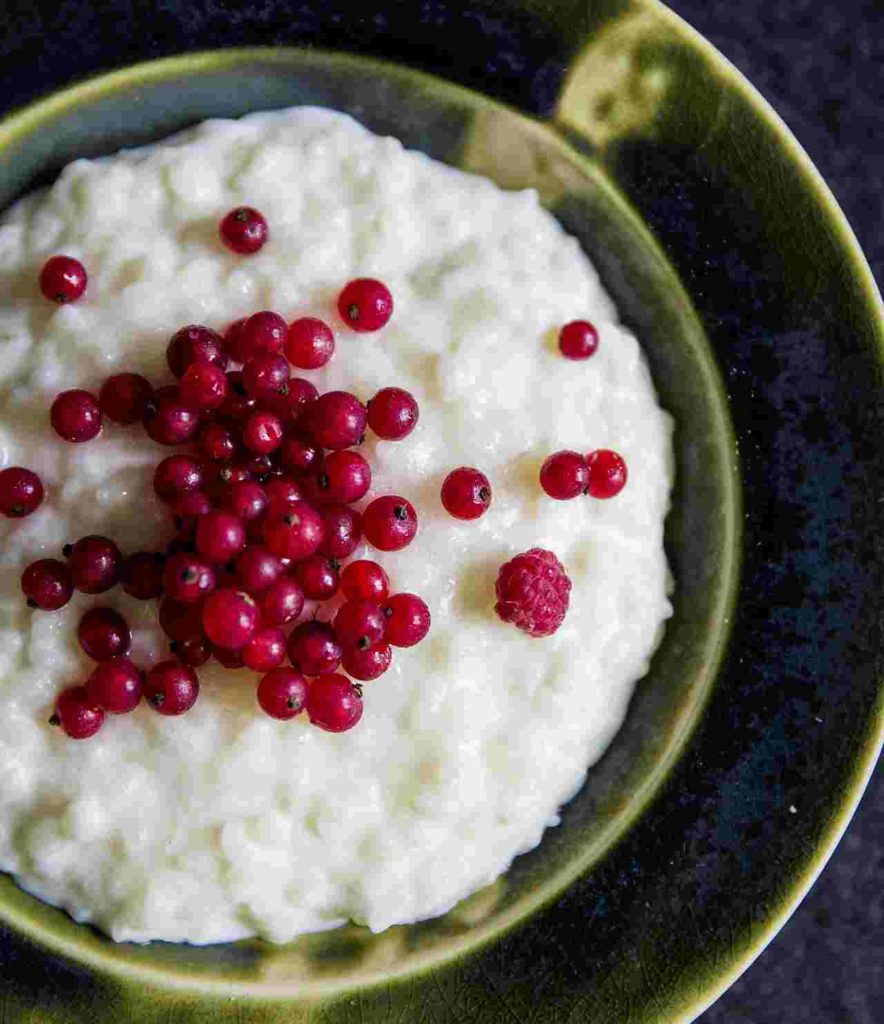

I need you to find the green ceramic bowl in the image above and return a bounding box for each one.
[0,2,881,1022]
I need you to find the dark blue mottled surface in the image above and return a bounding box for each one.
[0,2,880,1022]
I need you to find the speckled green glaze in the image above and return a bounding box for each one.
[0,2,880,1022]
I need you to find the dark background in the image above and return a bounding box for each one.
[0,1,880,1021]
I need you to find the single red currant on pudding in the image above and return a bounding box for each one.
[143,390,200,446]
[220,480,269,523]
[164,553,216,603]
[234,546,283,594]
[337,278,393,332]
[50,686,103,739]
[539,451,589,500]
[202,587,260,649]
[494,547,571,638]
[120,551,165,600]
[259,575,304,626]
[366,387,419,440]
[39,255,87,303]
[145,660,200,716]
[66,535,122,594]
[307,391,367,450]
[319,450,371,504]
[307,674,364,733]
[295,555,339,601]
[86,657,142,714]
[99,373,154,424]
[219,370,258,420]
[340,560,389,603]
[243,410,284,454]
[171,635,212,668]
[363,496,418,551]
[286,621,341,675]
[195,510,246,564]
[585,449,628,499]
[0,467,44,518]
[51,389,102,442]
[278,433,322,476]
[440,468,491,521]
[262,502,324,560]
[383,593,431,647]
[21,558,73,610]
[213,645,245,669]
[558,319,599,360]
[198,421,241,463]
[333,599,386,651]
[343,642,392,681]
[153,454,203,504]
[219,206,268,255]
[78,607,131,660]
[166,324,228,378]
[286,316,335,368]
[319,504,362,559]
[159,597,206,642]
[257,667,308,720]
[242,626,287,672]
[179,361,229,411]
[242,352,290,400]
[264,477,304,513]
[238,310,287,359]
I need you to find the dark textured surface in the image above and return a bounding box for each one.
[0,2,879,1022]
[668,3,883,1021]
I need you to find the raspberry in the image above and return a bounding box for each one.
[494,548,571,638]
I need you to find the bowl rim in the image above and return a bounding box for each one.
[0,7,877,1015]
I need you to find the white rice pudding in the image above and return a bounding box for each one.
[0,108,673,944]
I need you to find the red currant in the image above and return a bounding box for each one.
[242,626,287,672]
[143,390,200,446]
[51,389,102,442]
[238,311,287,360]
[585,449,628,498]
[262,502,324,560]
[287,621,342,675]
[66,535,121,594]
[171,635,212,668]
[86,657,142,714]
[337,278,393,332]
[278,433,322,476]
[99,373,154,424]
[539,451,589,500]
[259,575,304,626]
[343,642,392,681]
[234,546,283,594]
[51,686,103,738]
[219,370,258,420]
[158,597,206,642]
[0,467,44,518]
[319,450,371,504]
[39,255,87,303]
[366,387,418,440]
[440,468,491,521]
[220,480,269,522]
[163,552,216,603]
[195,510,246,564]
[243,410,283,454]
[21,559,72,610]
[383,593,431,647]
[319,505,362,559]
[167,325,228,378]
[363,496,418,551]
[256,667,308,720]
[78,607,131,660]
[558,320,599,360]
[274,377,319,425]
[153,454,203,504]
[340,560,389,603]
[333,599,386,651]
[198,421,241,463]
[120,552,165,600]
[179,361,228,411]
[202,587,260,649]
[219,206,268,255]
[285,317,335,368]
[307,674,363,733]
[307,391,366,450]
[295,555,339,601]
[242,352,290,400]
[145,660,199,716]
[213,645,245,669]
[264,477,304,513]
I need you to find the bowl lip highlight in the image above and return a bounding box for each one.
[0,42,741,994]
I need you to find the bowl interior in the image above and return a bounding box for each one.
[0,49,739,996]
